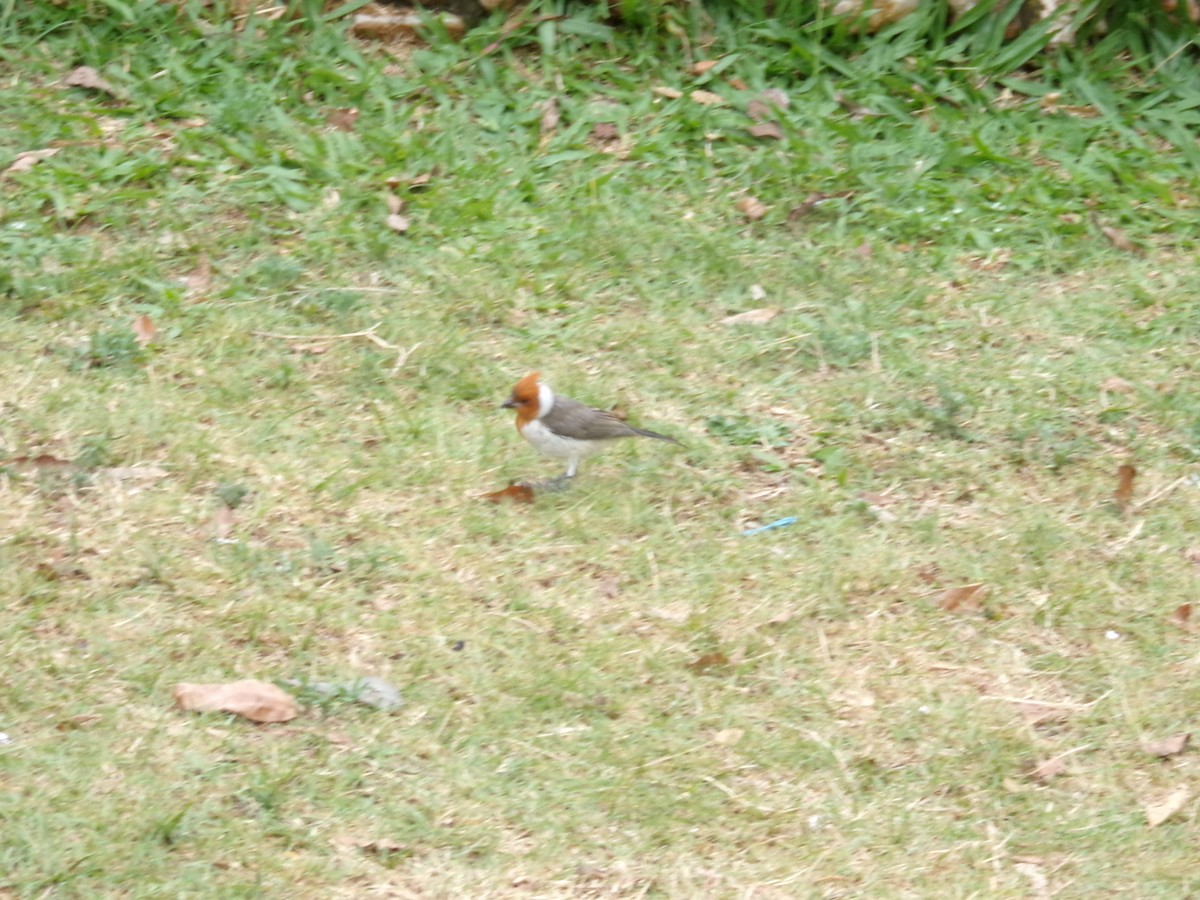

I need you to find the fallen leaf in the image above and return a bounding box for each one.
[1146,785,1190,827]
[3,454,75,474]
[712,727,744,746]
[213,505,236,541]
[482,483,535,504]
[692,59,719,75]
[735,196,768,221]
[597,576,621,599]
[407,171,433,192]
[652,86,683,100]
[386,213,410,234]
[1169,603,1193,630]
[1101,375,1134,394]
[357,838,408,856]
[385,193,404,215]
[1093,216,1144,255]
[747,122,784,140]
[721,307,780,325]
[183,255,212,297]
[325,107,359,131]
[1013,861,1049,897]
[62,65,118,97]
[540,96,559,136]
[1142,733,1191,758]
[687,652,730,673]
[589,122,620,143]
[746,99,773,121]
[727,77,748,91]
[3,148,59,177]
[788,190,856,221]
[938,583,986,612]
[1026,756,1069,782]
[132,314,157,348]
[759,88,790,110]
[173,679,298,723]
[690,89,724,106]
[1115,463,1136,512]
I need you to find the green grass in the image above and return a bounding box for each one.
[3,1,1200,895]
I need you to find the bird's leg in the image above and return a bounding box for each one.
[516,473,574,492]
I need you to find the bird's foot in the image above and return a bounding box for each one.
[517,474,575,493]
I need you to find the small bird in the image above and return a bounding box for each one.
[502,371,682,479]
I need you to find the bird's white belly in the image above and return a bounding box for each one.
[520,419,605,461]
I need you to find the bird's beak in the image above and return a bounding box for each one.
[501,398,516,409]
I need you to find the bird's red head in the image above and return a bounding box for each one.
[502,371,542,428]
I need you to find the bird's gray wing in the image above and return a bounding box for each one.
[540,397,641,441]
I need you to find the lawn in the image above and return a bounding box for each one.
[3,2,1200,896]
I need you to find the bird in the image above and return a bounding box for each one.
[501,371,682,480]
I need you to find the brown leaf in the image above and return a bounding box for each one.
[652,86,683,100]
[734,196,768,221]
[1101,376,1134,394]
[482,483,535,504]
[540,96,560,136]
[727,77,748,91]
[788,190,856,221]
[3,148,59,177]
[938,583,986,613]
[173,679,298,723]
[687,651,729,673]
[132,314,157,348]
[62,65,118,97]
[385,213,410,234]
[1169,603,1193,630]
[759,88,790,110]
[1115,463,1136,512]
[1094,217,1144,255]
[183,255,212,297]
[692,59,719,75]
[1142,733,1191,758]
[1146,785,1190,827]
[747,122,784,140]
[385,193,404,216]
[590,122,620,143]
[1026,756,1069,782]
[690,89,724,106]
[721,307,780,326]
[407,171,433,192]
[746,99,772,121]
[712,727,744,746]
[213,505,236,541]
[3,454,75,474]
[325,107,359,131]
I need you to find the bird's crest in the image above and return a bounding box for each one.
[511,371,541,405]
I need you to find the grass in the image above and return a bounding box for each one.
[2,1,1200,895]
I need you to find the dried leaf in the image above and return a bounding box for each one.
[213,505,236,541]
[1146,785,1190,827]
[747,122,784,140]
[652,86,683,100]
[385,213,410,234]
[938,583,986,612]
[1169,603,1193,630]
[62,65,117,97]
[759,88,790,110]
[3,454,75,474]
[722,307,780,326]
[132,314,157,348]
[735,196,768,221]
[1142,733,1191,758]
[692,59,719,75]
[385,193,404,216]
[325,107,359,131]
[407,172,433,192]
[1026,756,1069,782]
[173,679,298,723]
[746,99,772,121]
[1115,463,1136,512]
[687,651,729,673]
[1101,376,1134,394]
[3,148,59,177]
[482,483,535,504]
[540,96,560,136]
[1094,217,1143,255]
[690,90,725,106]
[590,122,620,144]
[712,727,744,746]
[788,190,855,221]
[183,255,212,297]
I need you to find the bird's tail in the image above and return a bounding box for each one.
[630,426,683,446]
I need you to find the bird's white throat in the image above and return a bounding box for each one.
[536,381,555,419]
